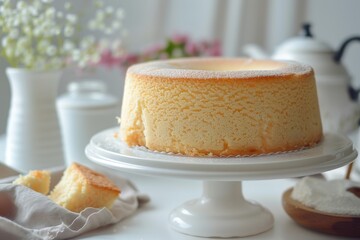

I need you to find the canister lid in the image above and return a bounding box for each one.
[57,80,119,109]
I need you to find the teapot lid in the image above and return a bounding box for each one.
[273,23,349,79]
[275,24,333,53]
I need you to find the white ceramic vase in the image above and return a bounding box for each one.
[5,68,64,172]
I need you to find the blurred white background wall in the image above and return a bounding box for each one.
[0,0,359,134]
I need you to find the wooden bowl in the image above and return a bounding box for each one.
[282,188,360,237]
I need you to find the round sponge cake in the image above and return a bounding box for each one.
[119,58,322,156]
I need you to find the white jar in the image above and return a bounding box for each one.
[57,81,119,167]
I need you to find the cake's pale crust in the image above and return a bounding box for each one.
[120,58,323,156]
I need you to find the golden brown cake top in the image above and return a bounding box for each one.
[127,57,314,80]
[69,163,120,193]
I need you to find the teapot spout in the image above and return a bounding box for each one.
[242,44,270,59]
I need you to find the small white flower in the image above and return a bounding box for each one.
[50,57,62,68]
[45,7,55,17]
[66,14,77,24]
[16,2,26,10]
[57,12,63,18]
[105,6,114,14]
[33,0,43,11]
[34,58,46,70]
[96,10,105,21]
[116,9,124,18]
[98,39,110,50]
[9,29,19,39]
[88,20,97,30]
[46,45,57,56]
[5,48,14,57]
[64,25,74,37]
[91,53,100,63]
[12,18,20,27]
[95,0,104,8]
[33,27,42,37]
[63,40,75,51]
[84,36,95,45]
[52,27,61,35]
[29,6,38,16]
[111,21,120,30]
[38,39,50,51]
[24,54,34,66]
[105,28,112,35]
[16,37,28,49]
[1,37,9,47]
[64,2,71,10]
[71,49,81,61]
[21,14,30,24]
[0,0,126,70]
[14,46,23,57]
[111,39,122,49]
[23,25,32,35]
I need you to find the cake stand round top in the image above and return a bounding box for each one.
[85,127,357,181]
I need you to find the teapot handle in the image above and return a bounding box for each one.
[333,36,360,101]
[334,36,360,63]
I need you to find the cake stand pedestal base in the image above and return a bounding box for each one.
[169,181,273,238]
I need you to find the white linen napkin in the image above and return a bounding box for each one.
[0,169,149,240]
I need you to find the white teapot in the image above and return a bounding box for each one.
[244,23,360,134]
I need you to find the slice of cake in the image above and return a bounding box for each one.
[49,163,120,213]
[13,170,51,195]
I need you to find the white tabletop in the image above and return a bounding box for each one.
[0,133,359,240]
[73,171,353,240]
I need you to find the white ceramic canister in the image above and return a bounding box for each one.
[57,81,119,167]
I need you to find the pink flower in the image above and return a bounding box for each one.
[143,43,164,59]
[197,41,209,52]
[96,34,222,70]
[159,52,168,60]
[185,42,199,56]
[98,50,121,68]
[114,53,140,68]
[171,34,188,44]
[206,40,222,56]
[123,53,139,65]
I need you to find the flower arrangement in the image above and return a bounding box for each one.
[0,0,125,70]
[97,34,222,69]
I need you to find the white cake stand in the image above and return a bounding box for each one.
[85,128,357,238]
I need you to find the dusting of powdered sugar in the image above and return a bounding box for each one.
[127,57,313,79]
[291,177,360,216]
